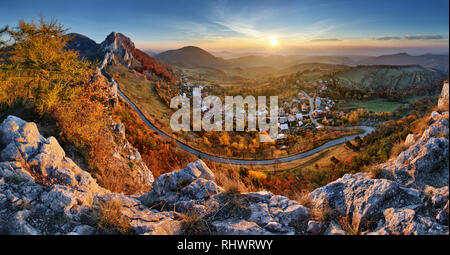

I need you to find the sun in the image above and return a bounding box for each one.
[269,36,278,47]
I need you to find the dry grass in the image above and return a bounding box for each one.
[338,216,360,235]
[180,211,210,235]
[94,199,132,235]
[434,99,449,113]
[364,166,384,179]
[411,114,431,137]
[309,202,334,223]
[205,161,255,194]
[294,190,313,208]
[390,141,409,158]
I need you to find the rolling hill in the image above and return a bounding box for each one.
[66,33,101,61]
[154,46,229,68]
[334,65,447,93]
[358,53,449,73]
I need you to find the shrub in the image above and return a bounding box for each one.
[94,199,132,235]
[180,211,210,235]
[309,202,333,223]
[338,216,360,235]
[390,141,408,158]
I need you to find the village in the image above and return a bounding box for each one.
[175,76,349,146]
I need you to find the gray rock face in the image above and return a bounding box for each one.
[212,219,273,235]
[1,117,310,235]
[307,220,325,235]
[324,221,346,235]
[310,173,413,229]
[139,160,221,212]
[372,208,448,235]
[0,116,163,235]
[1,114,448,235]
[438,81,449,108]
[309,110,449,235]
[436,201,449,225]
[207,190,309,234]
[380,111,449,190]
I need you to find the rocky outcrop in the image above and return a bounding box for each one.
[109,120,154,188]
[0,116,160,234]
[0,107,448,235]
[438,81,449,109]
[309,107,449,235]
[99,32,135,69]
[139,161,310,234]
[0,116,312,235]
[140,160,222,212]
[380,111,449,189]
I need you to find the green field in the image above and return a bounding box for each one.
[338,98,406,113]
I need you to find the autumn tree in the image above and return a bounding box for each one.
[0,17,90,114]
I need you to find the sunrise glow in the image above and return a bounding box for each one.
[269,36,278,47]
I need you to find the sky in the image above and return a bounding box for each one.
[0,0,449,56]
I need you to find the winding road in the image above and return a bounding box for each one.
[118,89,375,165]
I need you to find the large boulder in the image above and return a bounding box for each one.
[212,219,273,235]
[0,116,45,161]
[438,81,449,109]
[139,159,221,212]
[309,173,424,229]
[209,190,309,234]
[381,111,449,189]
[372,208,448,235]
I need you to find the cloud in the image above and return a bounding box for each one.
[372,34,446,41]
[403,35,445,40]
[309,38,342,42]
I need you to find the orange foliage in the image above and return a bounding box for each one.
[131,48,174,82]
[114,100,196,178]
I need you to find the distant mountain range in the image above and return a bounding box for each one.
[357,53,449,73]
[153,46,449,73]
[66,32,448,87]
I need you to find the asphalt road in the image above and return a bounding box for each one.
[118,89,375,165]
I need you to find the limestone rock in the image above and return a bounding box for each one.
[307,220,325,235]
[381,111,449,189]
[310,173,427,229]
[373,208,448,235]
[213,219,272,235]
[438,81,449,108]
[324,221,346,235]
[139,159,220,211]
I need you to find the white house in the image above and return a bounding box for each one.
[280,124,289,131]
[301,104,309,112]
[259,133,274,143]
[277,133,287,139]
[298,121,303,126]
[280,117,288,123]
[315,97,321,107]
[288,115,296,122]
[296,113,303,120]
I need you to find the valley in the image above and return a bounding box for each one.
[88,33,446,163]
[0,13,448,236]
